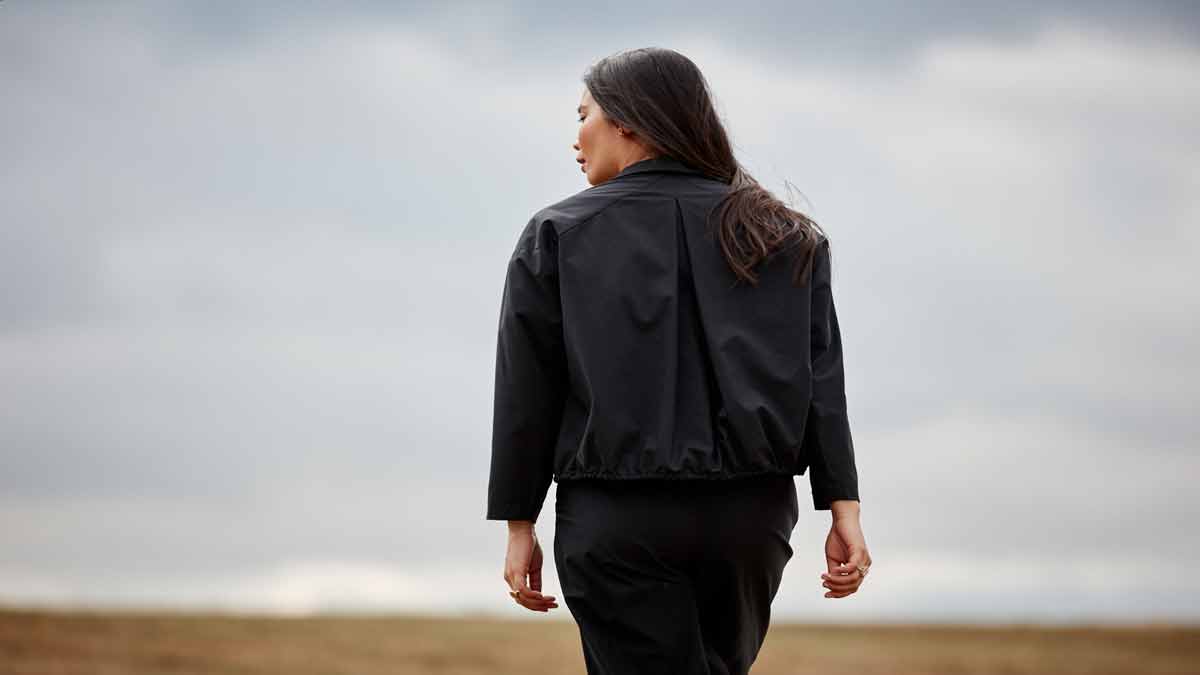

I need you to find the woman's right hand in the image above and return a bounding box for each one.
[503,523,559,613]
[820,501,871,598]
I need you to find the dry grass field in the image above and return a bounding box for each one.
[0,607,1196,675]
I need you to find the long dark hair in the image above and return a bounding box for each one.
[583,47,827,287]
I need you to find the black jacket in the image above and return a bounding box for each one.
[486,155,859,522]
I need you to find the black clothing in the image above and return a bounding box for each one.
[553,474,800,675]
[486,155,859,522]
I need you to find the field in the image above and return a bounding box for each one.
[1,607,1196,674]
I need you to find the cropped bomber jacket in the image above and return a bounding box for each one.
[486,155,859,522]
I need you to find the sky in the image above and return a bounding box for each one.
[1,0,1198,624]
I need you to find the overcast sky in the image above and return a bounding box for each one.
[1,1,1197,623]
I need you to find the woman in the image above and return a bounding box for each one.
[486,47,872,674]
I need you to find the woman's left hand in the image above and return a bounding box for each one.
[504,524,559,612]
[821,501,871,599]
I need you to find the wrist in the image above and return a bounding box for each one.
[830,499,860,520]
[508,520,535,535]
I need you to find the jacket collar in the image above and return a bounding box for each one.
[611,155,708,179]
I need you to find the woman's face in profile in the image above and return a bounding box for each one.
[573,88,624,185]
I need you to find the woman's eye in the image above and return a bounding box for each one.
[577,116,585,123]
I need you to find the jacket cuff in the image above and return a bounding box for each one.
[810,476,860,510]
[811,493,861,510]
[485,500,543,523]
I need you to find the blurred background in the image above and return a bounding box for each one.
[1,0,1197,626]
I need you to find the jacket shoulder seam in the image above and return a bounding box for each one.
[557,174,672,240]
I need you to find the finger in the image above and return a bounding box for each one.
[516,587,557,603]
[844,549,872,582]
[515,597,557,612]
[511,574,557,603]
[823,560,866,594]
[821,571,862,590]
[513,593,554,610]
[824,561,862,584]
[826,558,853,575]
[530,568,543,593]
[831,550,869,578]
[821,574,857,590]
[511,591,559,611]
[511,588,556,610]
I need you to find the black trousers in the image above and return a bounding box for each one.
[553,474,800,675]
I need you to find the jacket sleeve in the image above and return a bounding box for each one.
[804,238,860,510]
[485,217,568,522]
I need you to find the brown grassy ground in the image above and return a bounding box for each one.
[0,607,1196,675]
